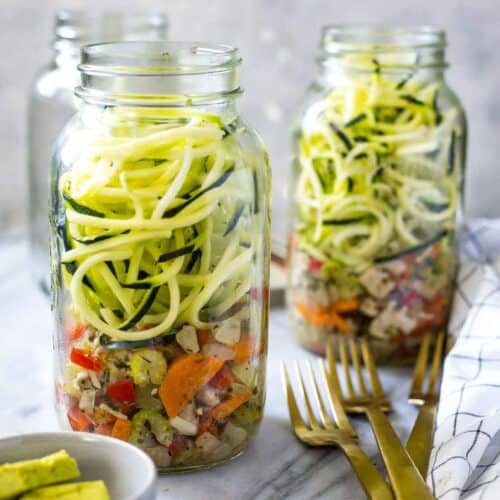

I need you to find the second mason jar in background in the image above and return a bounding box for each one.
[287,26,466,363]
[28,10,168,293]
[49,42,271,471]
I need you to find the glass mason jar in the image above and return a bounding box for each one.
[28,10,168,294]
[49,42,271,471]
[287,26,466,363]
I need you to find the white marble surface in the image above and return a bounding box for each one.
[0,233,417,500]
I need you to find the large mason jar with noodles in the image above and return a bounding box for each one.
[287,26,466,363]
[49,42,271,471]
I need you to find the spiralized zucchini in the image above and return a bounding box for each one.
[59,108,257,340]
[296,58,462,270]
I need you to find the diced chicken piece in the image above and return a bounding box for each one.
[171,416,198,436]
[211,443,233,460]
[146,446,172,467]
[221,422,248,447]
[215,318,241,345]
[307,287,330,307]
[179,402,198,425]
[79,389,95,413]
[396,308,418,334]
[176,325,200,353]
[360,267,394,299]
[73,370,91,393]
[195,432,224,455]
[369,302,418,338]
[360,297,379,317]
[197,385,221,407]
[379,260,407,276]
[202,343,235,361]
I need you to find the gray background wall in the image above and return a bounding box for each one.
[1,0,498,240]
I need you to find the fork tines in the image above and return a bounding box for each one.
[409,330,446,405]
[326,336,392,413]
[281,359,356,438]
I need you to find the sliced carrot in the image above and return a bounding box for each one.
[232,335,259,363]
[332,298,360,313]
[209,386,253,421]
[296,302,350,333]
[296,302,324,327]
[111,418,132,441]
[326,311,350,333]
[159,353,224,418]
[67,405,93,431]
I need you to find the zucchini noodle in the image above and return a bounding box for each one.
[59,108,257,340]
[295,62,463,268]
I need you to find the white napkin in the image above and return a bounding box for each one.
[428,220,500,499]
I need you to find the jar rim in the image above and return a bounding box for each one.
[321,25,446,50]
[319,25,447,70]
[76,42,242,106]
[79,41,241,77]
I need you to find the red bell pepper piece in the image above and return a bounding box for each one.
[308,258,323,273]
[106,379,137,405]
[70,347,103,372]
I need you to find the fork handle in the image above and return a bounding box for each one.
[340,442,394,500]
[366,406,434,500]
[406,402,437,477]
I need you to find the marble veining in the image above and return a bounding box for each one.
[0,235,417,500]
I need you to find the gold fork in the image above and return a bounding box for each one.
[281,360,394,500]
[326,337,434,500]
[406,331,446,476]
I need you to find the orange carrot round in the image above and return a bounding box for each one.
[159,353,224,418]
[233,335,259,363]
[332,298,360,313]
[209,386,253,421]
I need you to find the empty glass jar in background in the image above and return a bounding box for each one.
[49,42,271,471]
[287,26,466,363]
[28,10,167,294]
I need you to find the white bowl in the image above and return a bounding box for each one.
[0,432,157,500]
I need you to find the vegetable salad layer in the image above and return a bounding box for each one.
[289,57,463,362]
[53,106,269,468]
